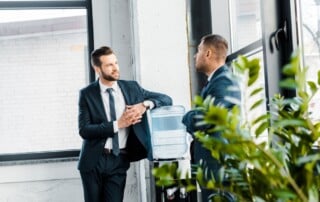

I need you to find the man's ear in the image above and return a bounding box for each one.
[206,49,211,57]
[93,66,101,74]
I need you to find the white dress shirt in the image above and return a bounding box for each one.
[99,81,128,150]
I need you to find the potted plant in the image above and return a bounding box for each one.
[152,51,320,201]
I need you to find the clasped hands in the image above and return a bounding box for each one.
[118,102,147,128]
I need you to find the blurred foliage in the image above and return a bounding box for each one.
[152,51,320,201]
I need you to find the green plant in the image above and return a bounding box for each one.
[152,51,320,201]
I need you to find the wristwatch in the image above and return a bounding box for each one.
[143,100,150,110]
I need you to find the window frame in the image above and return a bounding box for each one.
[0,0,94,162]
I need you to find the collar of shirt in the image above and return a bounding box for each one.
[98,80,119,93]
[207,69,215,83]
[207,65,223,82]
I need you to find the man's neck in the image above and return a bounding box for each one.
[100,78,116,87]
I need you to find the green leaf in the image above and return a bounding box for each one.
[193,95,203,106]
[203,96,214,108]
[232,60,245,73]
[250,99,264,110]
[252,114,269,125]
[186,184,197,192]
[318,70,320,85]
[255,121,269,137]
[282,63,296,76]
[224,95,241,106]
[272,189,297,200]
[307,81,317,95]
[205,106,228,125]
[206,180,215,189]
[238,55,248,68]
[196,167,204,186]
[248,69,260,86]
[275,119,307,128]
[250,87,263,97]
[279,78,297,89]
[296,154,320,166]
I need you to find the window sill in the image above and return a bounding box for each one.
[0,157,80,183]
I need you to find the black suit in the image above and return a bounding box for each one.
[78,79,172,202]
[182,65,241,201]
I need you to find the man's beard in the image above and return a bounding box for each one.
[101,71,119,81]
[195,62,208,74]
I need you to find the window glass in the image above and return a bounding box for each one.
[229,0,262,52]
[247,52,267,143]
[227,0,266,142]
[0,9,88,154]
[233,51,267,143]
[299,0,320,121]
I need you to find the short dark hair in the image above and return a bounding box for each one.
[91,46,114,67]
[201,34,228,59]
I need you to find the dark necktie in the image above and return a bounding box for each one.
[106,88,120,156]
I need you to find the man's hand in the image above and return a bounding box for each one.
[117,103,147,128]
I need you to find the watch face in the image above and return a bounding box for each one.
[143,101,150,108]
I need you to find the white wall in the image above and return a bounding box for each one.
[131,0,191,108]
[92,0,134,80]
[130,1,191,201]
[210,0,231,53]
[0,161,82,202]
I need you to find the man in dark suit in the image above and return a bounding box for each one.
[78,46,172,202]
[182,34,241,201]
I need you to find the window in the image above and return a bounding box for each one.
[225,0,267,142]
[240,52,268,143]
[299,0,320,121]
[0,1,92,159]
[229,0,262,52]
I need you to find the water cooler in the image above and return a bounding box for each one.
[148,105,197,202]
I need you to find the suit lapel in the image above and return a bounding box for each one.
[91,81,108,120]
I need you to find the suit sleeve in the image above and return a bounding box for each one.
[182,109,212,136]
[139,85,173,107]
[182,76,240,135]
[182,110,199,134]
[78,90,115,140]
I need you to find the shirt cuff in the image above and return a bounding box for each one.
[144,100,155,109]
[113,121,118,133]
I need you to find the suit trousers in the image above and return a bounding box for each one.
[80,152,130,202]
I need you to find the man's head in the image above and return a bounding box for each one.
[91,46,120,84]
[194,34,228,76]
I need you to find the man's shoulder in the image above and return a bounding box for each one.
[118,79,138,86]
[214,65,235,78]
[118,80,141,90]
[217,65,231,74]
[209,67,239,90]
[80,80,99,93]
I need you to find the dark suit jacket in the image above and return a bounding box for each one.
[182,65,241,179]
[77,79,172,172]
